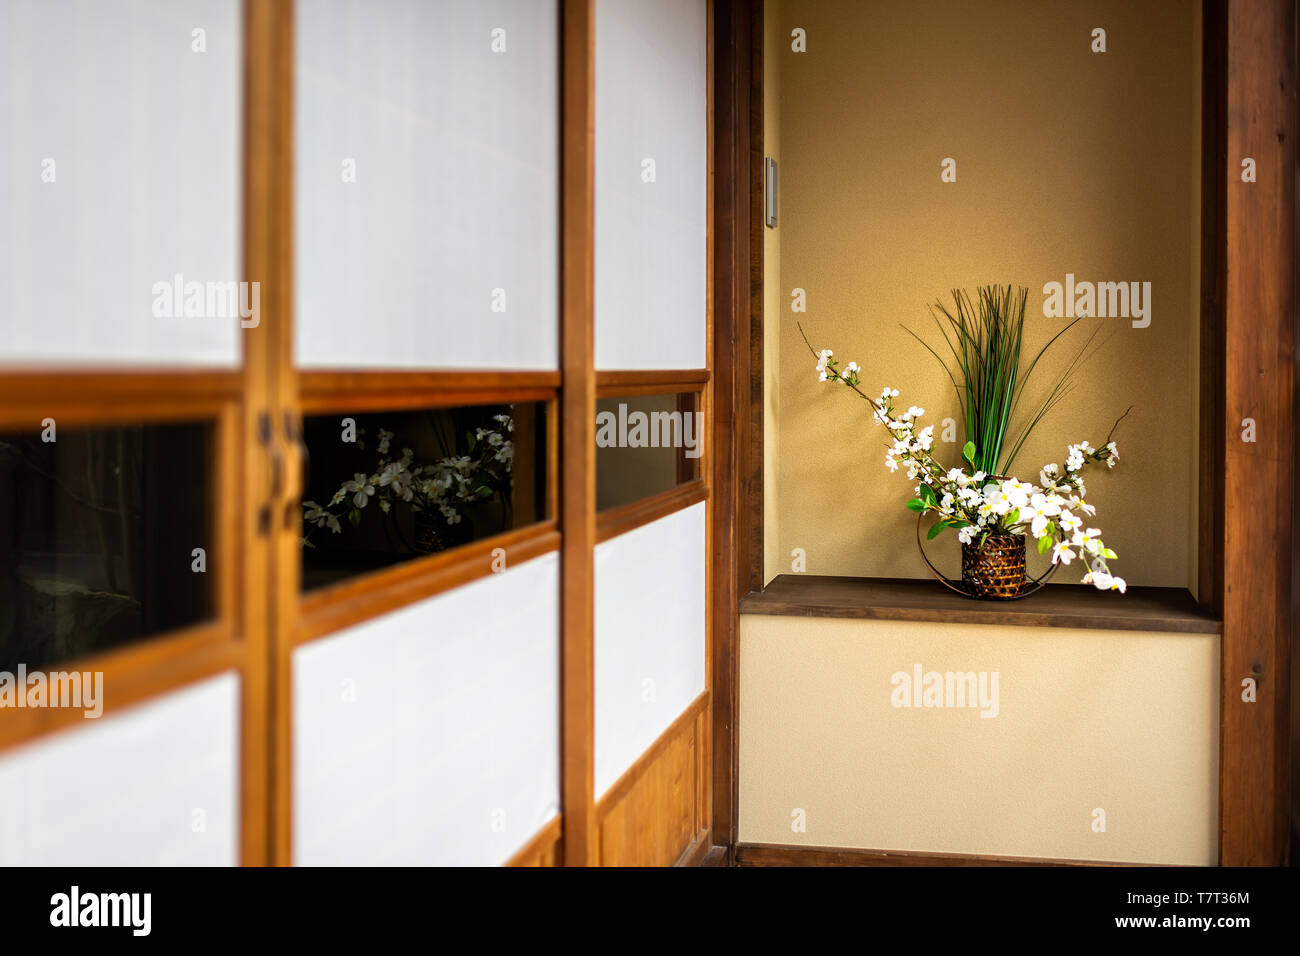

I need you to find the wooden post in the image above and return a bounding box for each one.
[1220,0,1295,867]
[560,0,597,867]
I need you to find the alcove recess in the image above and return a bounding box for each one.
[749,0,1218,635]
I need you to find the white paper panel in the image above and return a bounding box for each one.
[0,0,242,367]
[293,552,560,866]
[594,0,708,370]
[295,0,559,370]
[0,672,240,865]
[594,501,706,798]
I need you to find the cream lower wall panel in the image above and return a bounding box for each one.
[739,615,1219,865]
[594,502,707,799]
[293,552,560,866]
[0,672,240,866]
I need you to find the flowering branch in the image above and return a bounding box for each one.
[801,325,1127,592]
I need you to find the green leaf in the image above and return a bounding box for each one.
[920,483,938,506]
[905,498,927,513]
[1037,535,1053,555]
[348,509,361,526]
[962,441,976,466]
[927,520,948,540]
[1103,548,1117,559]
[1005,508,1019,526]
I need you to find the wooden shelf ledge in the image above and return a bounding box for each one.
[739,575,1222,635]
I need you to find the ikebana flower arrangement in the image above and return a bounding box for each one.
[803,284,1130,599]
[301,413,514,552]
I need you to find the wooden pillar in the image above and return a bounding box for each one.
[1220,0,1295,867]
[560,0,597,867]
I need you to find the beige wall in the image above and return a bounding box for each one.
[771,0,1201,588]
[739,615,1219,864]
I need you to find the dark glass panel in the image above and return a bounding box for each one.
[0,422,214,670]
[299,402,549,592]
[595,392,702,512]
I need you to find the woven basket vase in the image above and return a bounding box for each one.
[960,533,1027,599]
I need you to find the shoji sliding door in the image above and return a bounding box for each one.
[0,0,252,864]
[284,0,564,866]
[586,0,713,865]
[0,0,714,868]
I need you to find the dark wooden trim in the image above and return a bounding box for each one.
[595,479,708,543]
[709,0,758,861]
[742,574,1222,635]
[733,842,1158,868]
[297,523,561,645]
[674,829,714,866]
[1199,0,1228,617]
[701,0,719,866]
[700,844,730,866]
[1219,0,1295,867]
[1293,0,1300,871]
[560,0,597,869]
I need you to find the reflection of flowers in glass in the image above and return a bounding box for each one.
[301,414,514,547]
[341,473,375,508]
[302,501,341,535]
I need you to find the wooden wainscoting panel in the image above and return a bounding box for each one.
[596,692,709,866]
[505,815,564,867]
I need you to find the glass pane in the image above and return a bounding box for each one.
[594,0,708,370]
[0,421,215,670]
[294,0,559,369]
[300,402,549,591]
[596,393,701,511]
[0,0,242,367]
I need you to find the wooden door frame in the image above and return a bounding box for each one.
[708,0,760,861]
[1218,0,1295,867]
[712,0,1297,866]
